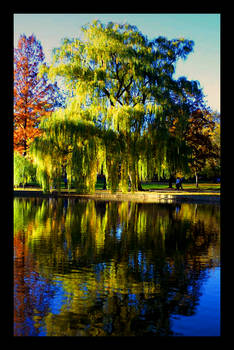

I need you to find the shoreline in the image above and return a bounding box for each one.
[13,189,220,204]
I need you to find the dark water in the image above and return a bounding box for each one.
[14,198,220,336]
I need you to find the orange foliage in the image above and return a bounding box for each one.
[14,34,55,155]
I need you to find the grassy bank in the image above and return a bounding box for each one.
[14,181,220,204]
[141,182,220,191]
[15,181,220,192]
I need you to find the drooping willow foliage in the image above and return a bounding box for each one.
[31,21,205,193]
[30,106,103,193]
[30,100,191,193]
[14,151,37,187]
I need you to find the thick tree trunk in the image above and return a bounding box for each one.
[23,107,27,156]
[137,172,143,191]
[168,176,173,188]
[103,175,107,190]
[23,139,27,157]
[195,172,199,188]
[138,181,143,191]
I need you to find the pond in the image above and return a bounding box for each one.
[14,197,220,336]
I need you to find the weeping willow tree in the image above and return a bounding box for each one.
[36,20,205,192]
[30,104,104,193]
[30,99,125,193]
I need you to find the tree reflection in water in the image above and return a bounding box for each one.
[14,198,220,336]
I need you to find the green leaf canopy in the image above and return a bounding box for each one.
[33,21,205,192]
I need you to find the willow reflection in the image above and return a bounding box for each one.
[14,198,220,336]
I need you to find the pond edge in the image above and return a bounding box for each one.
[13,190,220,204]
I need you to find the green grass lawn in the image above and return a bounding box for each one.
[141,182,220,191]
[181,183,220,191]
[14,180,220,192]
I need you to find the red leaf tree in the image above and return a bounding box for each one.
[14,34,59,156]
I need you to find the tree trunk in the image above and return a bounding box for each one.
[23,107,27,156]
[168,176,173,188]
[103,175,107,190]
[137,172,143,191]
[23,139,27,157]
[138,180,143,191]
[195,172,199,188]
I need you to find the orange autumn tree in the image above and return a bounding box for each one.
[14,34,60,156]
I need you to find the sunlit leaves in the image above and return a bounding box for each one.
[27,21,210,191]
[14,152,36,187]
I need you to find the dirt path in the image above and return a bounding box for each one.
[14,188,220,203]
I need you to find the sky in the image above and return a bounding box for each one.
[14,13,220,112]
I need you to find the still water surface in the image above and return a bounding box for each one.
[14,198,220,336]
